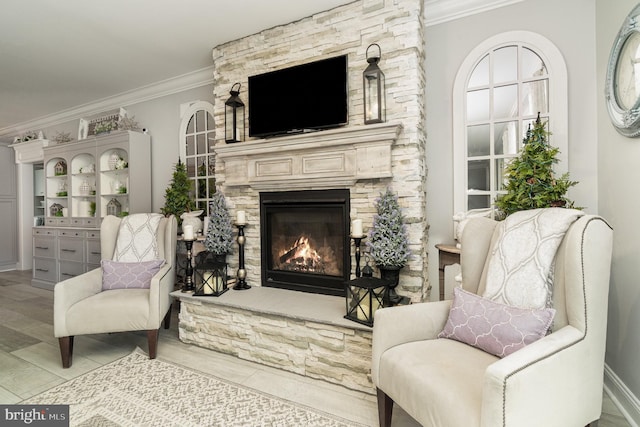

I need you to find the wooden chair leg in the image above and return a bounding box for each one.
[377,388,393,427]
[58,336,74,368]
[147,329,159,359]
[163,304,172,330]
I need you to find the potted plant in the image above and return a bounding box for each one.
[496,114,578,217]
[367,188,410,304]
[161,158,195,226]
[204,192,234,260]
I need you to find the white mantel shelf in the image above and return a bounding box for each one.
[215,123,402,190]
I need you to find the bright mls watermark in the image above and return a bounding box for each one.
[0,405,69,426]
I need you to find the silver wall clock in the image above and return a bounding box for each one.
[606,4,640,137]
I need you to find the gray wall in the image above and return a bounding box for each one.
[426,0,638,417]
[596,0,640,419]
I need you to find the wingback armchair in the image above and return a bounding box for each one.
[372,213,613,427]
[54,214,177,368]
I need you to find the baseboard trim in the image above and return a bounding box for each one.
[604,363,640,426]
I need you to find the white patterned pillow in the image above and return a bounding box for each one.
[438,287,555,358]
[114,213,163,262]
[482,208,583,309]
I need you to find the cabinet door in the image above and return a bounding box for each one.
[0,199,17,269]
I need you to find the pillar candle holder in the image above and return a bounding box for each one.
[181,238,196,292]
[233,223,250,290]
[351,235,366,278]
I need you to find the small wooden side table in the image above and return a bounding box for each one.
[435,243,461,301]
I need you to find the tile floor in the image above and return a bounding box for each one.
[0,269,632,426]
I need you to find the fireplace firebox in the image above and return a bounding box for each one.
[260,189,350,296]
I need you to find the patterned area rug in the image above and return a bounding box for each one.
[25,349,365,427]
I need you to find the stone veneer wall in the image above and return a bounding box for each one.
[179,297,374,393]
[211,0,428,301]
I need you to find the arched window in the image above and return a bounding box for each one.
[178,101,216,216]
[452,31,568,216]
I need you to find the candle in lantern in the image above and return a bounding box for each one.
[356,298,381,322]
[236,210,246,225]
[352,219,363,237]
[183,225,194,240]
[203,272,214,294]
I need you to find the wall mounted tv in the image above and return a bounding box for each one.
[248,55,348,138]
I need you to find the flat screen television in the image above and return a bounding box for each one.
[248,55,348,138]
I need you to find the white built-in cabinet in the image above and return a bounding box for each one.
[32,131,151,289]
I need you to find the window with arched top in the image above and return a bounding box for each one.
[453,31,568,217]
[178,101,217,216]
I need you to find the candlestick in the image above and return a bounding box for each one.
[234,223,250,290]
[181,239,195,292]
[351,235,366,278]
[352,219,363,238]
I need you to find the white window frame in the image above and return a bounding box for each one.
[452,31,568,216]
[178,101,217,216]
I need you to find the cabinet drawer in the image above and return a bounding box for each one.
[86,239,102,265]
[33,237,55,258]
[58,238,84,262]
[58,229,83,238]
[58,261,84,281]
[33,258,57,282]
[86,230,100,239]
[33,228,55,237]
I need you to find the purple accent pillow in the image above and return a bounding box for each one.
[101,259,165,290]
[438,287,555,358]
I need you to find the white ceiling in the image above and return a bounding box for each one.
[0,0,521,135]
[0,0,355,133]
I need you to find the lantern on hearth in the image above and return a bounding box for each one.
[363,43,386,124]
[225,82,245,143]
[193,252,228,296]
[344,277,386,327]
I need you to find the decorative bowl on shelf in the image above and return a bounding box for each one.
[56,191,67,197]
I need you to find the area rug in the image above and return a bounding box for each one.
[24,348,366,427]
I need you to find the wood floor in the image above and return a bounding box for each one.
[0,269,631,427]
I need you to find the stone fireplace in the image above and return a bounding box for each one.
[210,0,428,302]
[175,0,427,394]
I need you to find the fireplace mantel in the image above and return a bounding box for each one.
[215,123,402,190]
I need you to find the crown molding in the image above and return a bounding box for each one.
[0,66,214,139]
[424,0,525,27]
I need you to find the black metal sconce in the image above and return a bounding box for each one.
[363,43,386,124]
[225,82,245,143]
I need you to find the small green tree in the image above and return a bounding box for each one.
[204,192,234,254]
[367,188,410,268]
[161,158,195,224]
[495,114,578,217]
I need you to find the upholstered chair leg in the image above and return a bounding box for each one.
[163,304,172,330]
[147,329,159,359]
[377,388,393,427]
[58,336,74,368]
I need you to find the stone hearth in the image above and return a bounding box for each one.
[172,288,374,394]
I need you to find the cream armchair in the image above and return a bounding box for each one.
[54,214,177,368]
[372,214,613,427]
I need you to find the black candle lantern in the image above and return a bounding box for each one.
[193,252,228,297]
[225,82,245,143]
[344,277,386,327]
[363,43,386,124]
